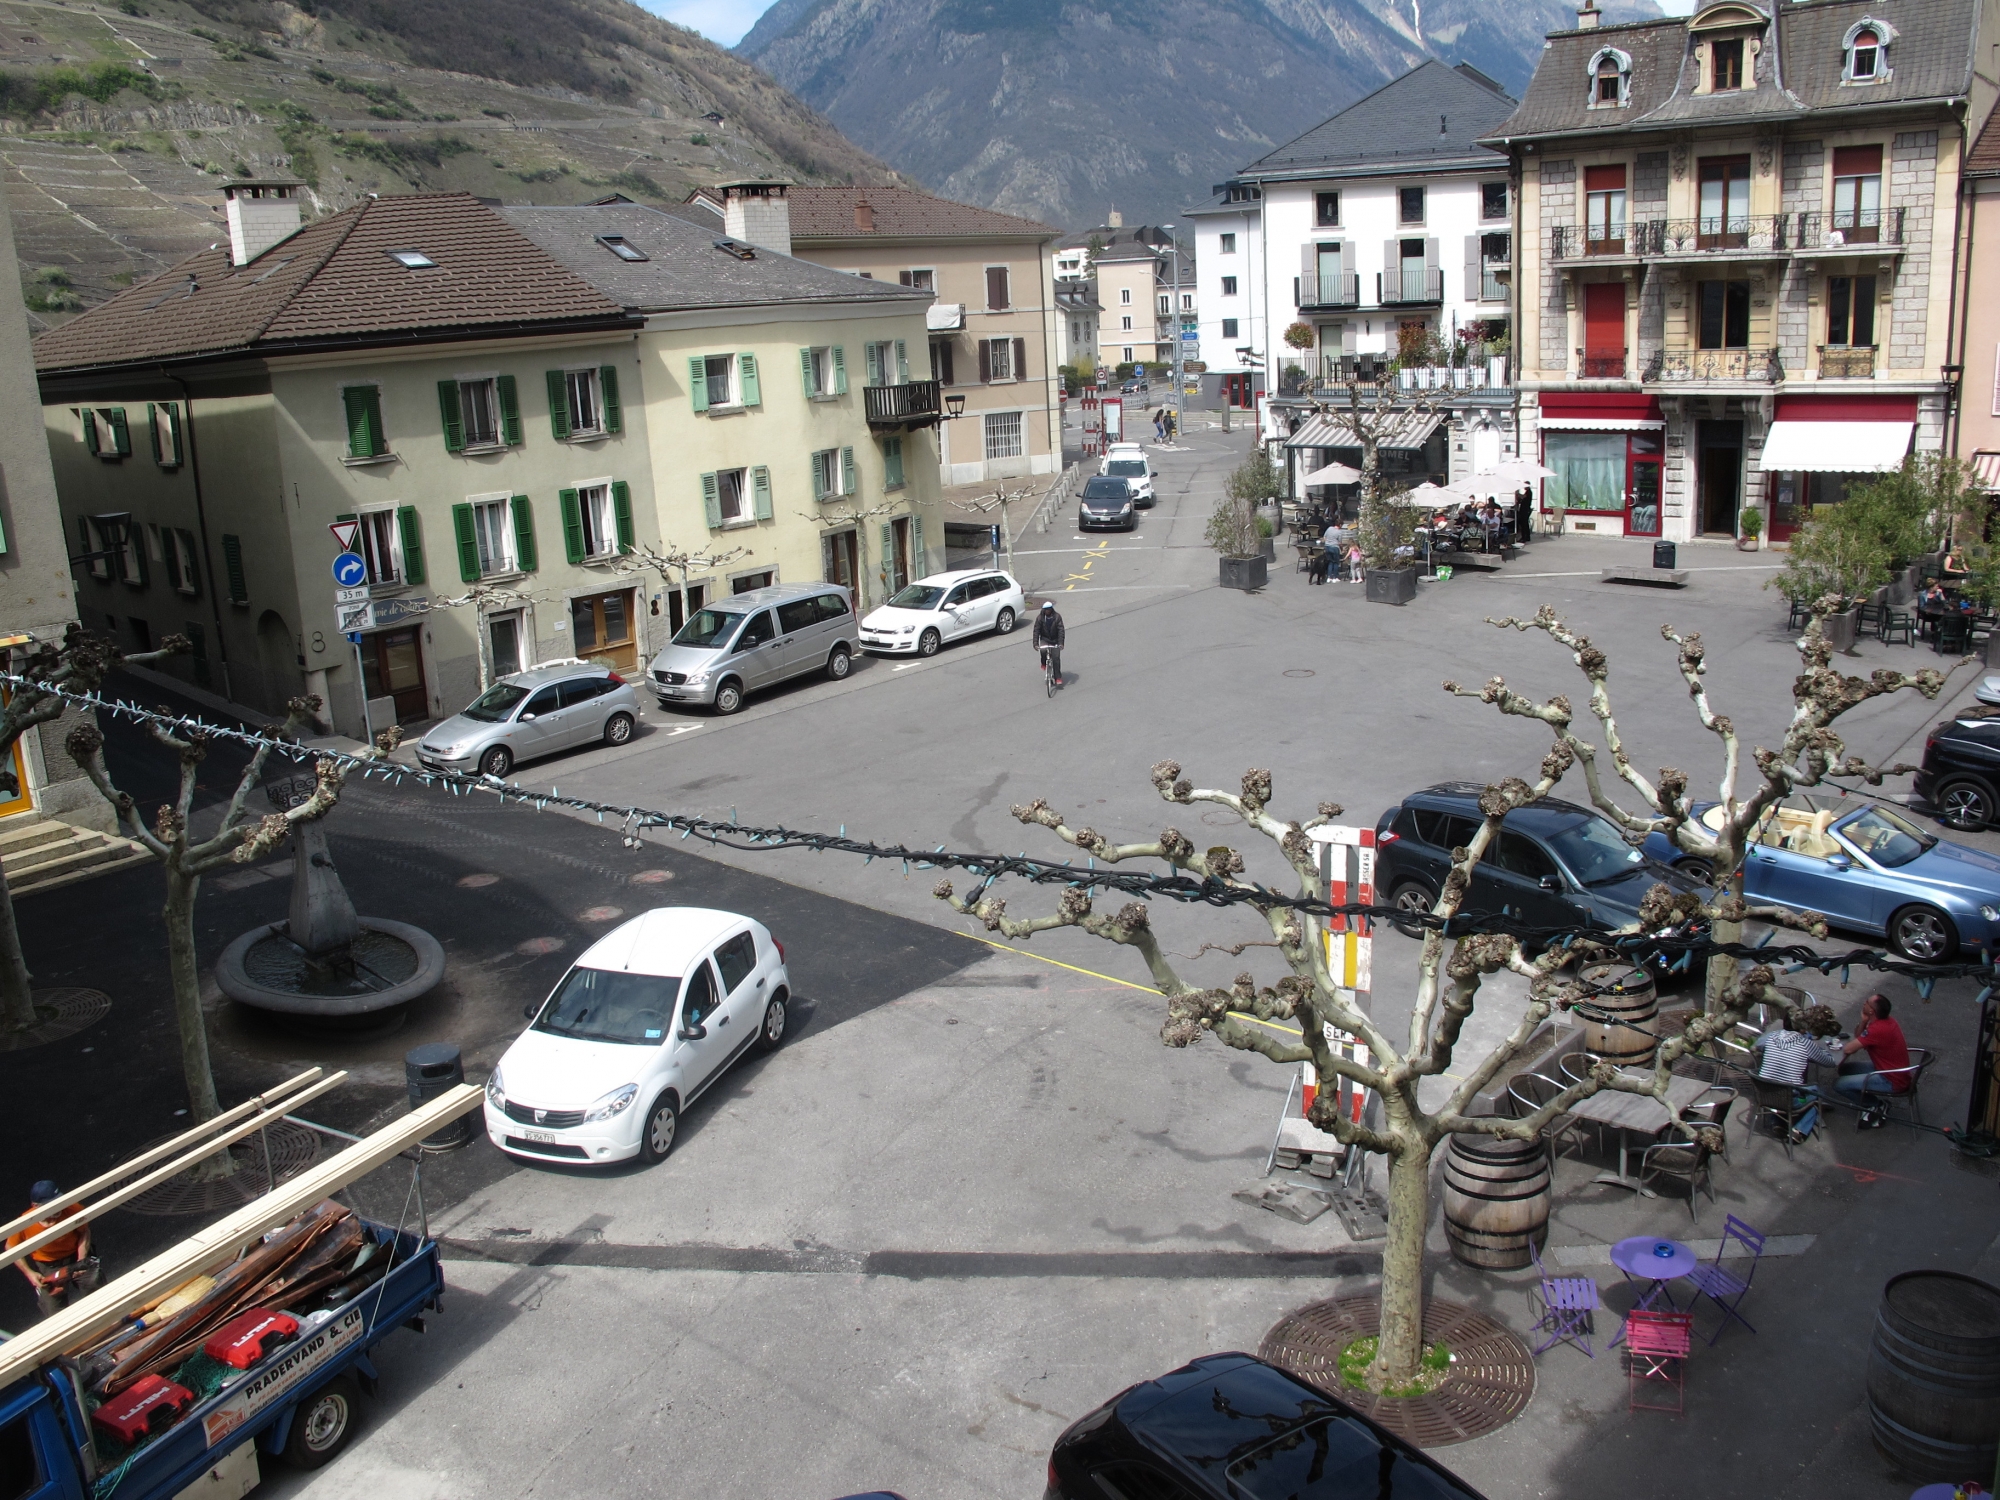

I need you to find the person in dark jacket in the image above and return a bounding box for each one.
[1032,601,1066,685]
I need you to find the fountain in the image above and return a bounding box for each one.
[215,775,445,1024]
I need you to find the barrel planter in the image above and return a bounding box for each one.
[1442,1132,1551,1270]
[1577,963,1658,1067]
[1867,1270,2000,1480]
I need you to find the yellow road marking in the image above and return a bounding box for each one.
[956,931,1161,993]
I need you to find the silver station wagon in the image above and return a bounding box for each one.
[417,661,641,780]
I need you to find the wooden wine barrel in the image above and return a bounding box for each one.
[1577,963,1658,1067]
[1442,1132,1550,1270]
[1867,1271,2000,1480]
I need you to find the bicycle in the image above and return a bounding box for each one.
[1041,645,1063,697]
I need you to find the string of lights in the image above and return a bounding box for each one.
[21,673,1999,992]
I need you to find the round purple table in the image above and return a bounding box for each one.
[1612,1236,1698,1283]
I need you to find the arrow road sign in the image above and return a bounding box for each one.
[328,520,360,553]
[332,552,367,588]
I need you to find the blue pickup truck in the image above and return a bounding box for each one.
[0,1217,443,1500]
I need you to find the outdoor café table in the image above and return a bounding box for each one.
[1608,1235,1699,1346]
[1563,1072,1710,1189]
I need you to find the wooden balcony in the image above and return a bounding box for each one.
[863,380,942,431]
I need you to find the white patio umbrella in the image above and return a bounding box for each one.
[1301,461,1363,486]
[1390,482,1457,508]
[1477,458,1557,483]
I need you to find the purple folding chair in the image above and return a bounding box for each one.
[1529,1240,1600,1358]
[1680,1214,1765,1345]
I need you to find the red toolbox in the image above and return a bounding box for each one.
[91,1374,194,1445]
[202,1307,300,1370]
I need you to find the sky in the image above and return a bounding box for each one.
[638,0,776,47]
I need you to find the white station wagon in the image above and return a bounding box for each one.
[484,907,790,1166]
[858,568,1027,657]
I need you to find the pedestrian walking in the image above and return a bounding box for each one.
[1163,409,1178,441]
[1152,408,1165,442]
[9,1181,98,1317]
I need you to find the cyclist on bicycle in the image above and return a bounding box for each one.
[1033,600,1066,687]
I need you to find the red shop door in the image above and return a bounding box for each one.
[1583,284,1627,379]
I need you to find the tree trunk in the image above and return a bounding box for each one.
[164,863,231,1175]
[1705,865,1745,1015]
[1369,1132,1433,1386]
[0,853,36,1032]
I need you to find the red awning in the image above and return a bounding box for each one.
[1773,394,1918,422]
[1538,392,1665,420]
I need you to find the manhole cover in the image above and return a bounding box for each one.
[1283,669,1317,679]
[1259,1296,1534,1447]
[578,906,624,923]
[457,873,501,888]
[0,988,111,1053]
[123,1119,321,1217]
[516,936,565,956]
[1199,809,1243,828]
[630,870,675,885]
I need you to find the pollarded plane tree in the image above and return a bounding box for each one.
[933,609,1941,1389]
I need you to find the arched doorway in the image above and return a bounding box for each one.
[256,611,298,714]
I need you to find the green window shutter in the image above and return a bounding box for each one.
[911,514,925,576]
[701,472,721,528]
[147,403,160,464]
[342,387,378,458]
[81,409,100,456]
[884,436,904,488]
[864,343,882,387]
[841,445,857,496]
[76,516,91,568]
[560,488,584,563]
[688,357,709,413]
[511,494,537,572]
[452,503,479,582]
[599,365,622,433]
[164,404,183,467]
[127,526,147,586]
[496,374,522,445]
[832,345,848,394]
[437,380,465,452]
[612,480,634,553]
[751,466,772,521]
[546,370,571,440]
[221,534,245,603]
[108,407,131,456]
[175,528,200,596]
[879,523,894,587]
[896,340,909,383]
[739,353,760,406]
[397,506,426,584]
[799,346,816,397]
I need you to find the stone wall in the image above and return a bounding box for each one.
[1540,159,1576,376]
[1889,130,1938,372]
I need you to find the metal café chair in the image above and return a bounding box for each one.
[1936,613,1974,656]
[1637,1127,1716,1222]
[1870,1046,1935,1126]
[1878,605,1916,647]
[1749,1074,1818,1159]
[1529,1240,1599,1359]
[1680,1086,1739,1165]
[1786,596,1810,632]
[1680,1214,1767,1345]
[1625,1310,1695,1414]
[1507,1072,1589,1163]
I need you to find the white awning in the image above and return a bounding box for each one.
[1285,409,1444,451]
[1759,420,1913,473]
[1537,417,1665,431]
[925,302,964,331]
[1972,451,2000,492]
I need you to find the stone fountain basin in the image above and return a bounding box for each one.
[215,917,445,1017]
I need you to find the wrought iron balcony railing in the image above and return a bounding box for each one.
[1575,348,1629,379]
[1642,348,1784,383]
[1655,215,1790,254]
[1552,223,1654,259]
[863,380,943,429]
[1817,344,1878,378]
[1792,206,1905,250]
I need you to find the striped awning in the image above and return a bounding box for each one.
[1285,409,1445,452]
[1974,451,2000,492]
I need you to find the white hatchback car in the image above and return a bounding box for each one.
[858,569,1027,657]
[484,907,790,1167]
[1101,445,1155,506]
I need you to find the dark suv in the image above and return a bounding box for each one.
[1375,783,1704,940]
[1045,1352,1485,1500]
[1914,714,2000,831]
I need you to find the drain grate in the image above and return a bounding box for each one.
[1259,1296,1535,1447]
[122,1120,321,1217]
[0,988,111,1053]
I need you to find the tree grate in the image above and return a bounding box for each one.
[1259,1296,1535,1447]
[0,987,111,1053]
[123,1120,321,1217]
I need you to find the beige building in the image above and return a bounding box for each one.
[1951,104,2000,483]
[752,186,1063,486]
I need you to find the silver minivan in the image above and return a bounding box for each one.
[647,583,858,715]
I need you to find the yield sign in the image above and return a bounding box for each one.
[328,519,360,552]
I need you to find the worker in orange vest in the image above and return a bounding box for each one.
[8,1181,98,1317]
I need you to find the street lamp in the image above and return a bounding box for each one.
[1162,223,1184,438]
[944,393,966,419]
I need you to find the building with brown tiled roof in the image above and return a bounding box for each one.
[37,185,943,737]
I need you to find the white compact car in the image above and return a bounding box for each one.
[858,568,1026,657]
[485,907,790,1166]
[1101,445,1155,506]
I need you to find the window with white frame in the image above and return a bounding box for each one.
[1122,346,1133,362]
[701,352,735,407]
[863,341,906,387]
[358,510,399,586]
[458,378,500,447]
[577,483,616,557]
[1121,315,1133,330]
[899,268,935,291]
[471,496,515,577]
[565,369,603,434]
[1120,287,1132,305]
[166,527,200,594]
[983,338,1014,381]
[1843,18,1894,82]
[983,411,1023,461]
[715,468,748,524]
[811,448,847,500]
[802,344,847,398]
[1181,293,1194,311]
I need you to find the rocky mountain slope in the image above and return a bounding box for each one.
[739,0,1662,228]
[0,0,910,326]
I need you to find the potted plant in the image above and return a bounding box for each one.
[1208,496,1265,591]
[1768,503,1890,655]
[1257,514,1276,562]
[1360,488,1419,605]
[1737,507,1763,552]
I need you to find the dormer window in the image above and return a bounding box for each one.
[1842,18,1895,84]
[1851,30,1879,76]
[1587,46,1632,108]
[1688,5,1765,95]
[1712,38,1745,90]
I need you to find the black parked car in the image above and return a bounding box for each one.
[1914,713,2000,831]
[1374,783,1705,942]
[1079,475,1139,531]
[1045,1352,1486,1500]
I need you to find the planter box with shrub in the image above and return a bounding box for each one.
[1365,567,1417,605]
[1822,608,1860,654]
[1220,555,1268,591]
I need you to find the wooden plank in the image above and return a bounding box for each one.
[0,1068,326,1244]
[0,1084,484,1391]
[1,1073,349,1271]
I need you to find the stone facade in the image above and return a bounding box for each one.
[1539,158,1576,373]
[1889,130,1938,373]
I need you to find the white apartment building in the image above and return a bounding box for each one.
[1184,181,1265,408]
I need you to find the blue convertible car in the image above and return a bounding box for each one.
[1640,793,2000,961]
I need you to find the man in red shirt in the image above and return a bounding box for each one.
[1836,994,1912,1125]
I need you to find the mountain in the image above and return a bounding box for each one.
[0,0,910,326]
[738,0,1664,229]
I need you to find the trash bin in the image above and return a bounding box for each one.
[405,1043,473,1149]
[1653,540,1677,570]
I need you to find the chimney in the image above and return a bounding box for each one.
[222,179,303,266]
[1107,208,1124,228]
[719,180,792,258]
[854,198,876,231]
[1577,0,1601,27]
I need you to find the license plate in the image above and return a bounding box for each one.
[522,1128,557,1144]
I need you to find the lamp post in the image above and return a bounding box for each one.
[1163,223,1184,438]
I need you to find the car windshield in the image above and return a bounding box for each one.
[889,585,946,609]
[531,967,680,1045]
[673,609,743,648]
[1546,815,1645,885]
[461,684,529,723]
[1083,479,1128,498]
[1225,1415,1471,1500]
[1106,460,1146,477]
[1839,805,1935,868]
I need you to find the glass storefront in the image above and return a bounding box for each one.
[1543,428,1663,537]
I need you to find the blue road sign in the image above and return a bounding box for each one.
[332,552,367,587]
[345,632,363,645]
